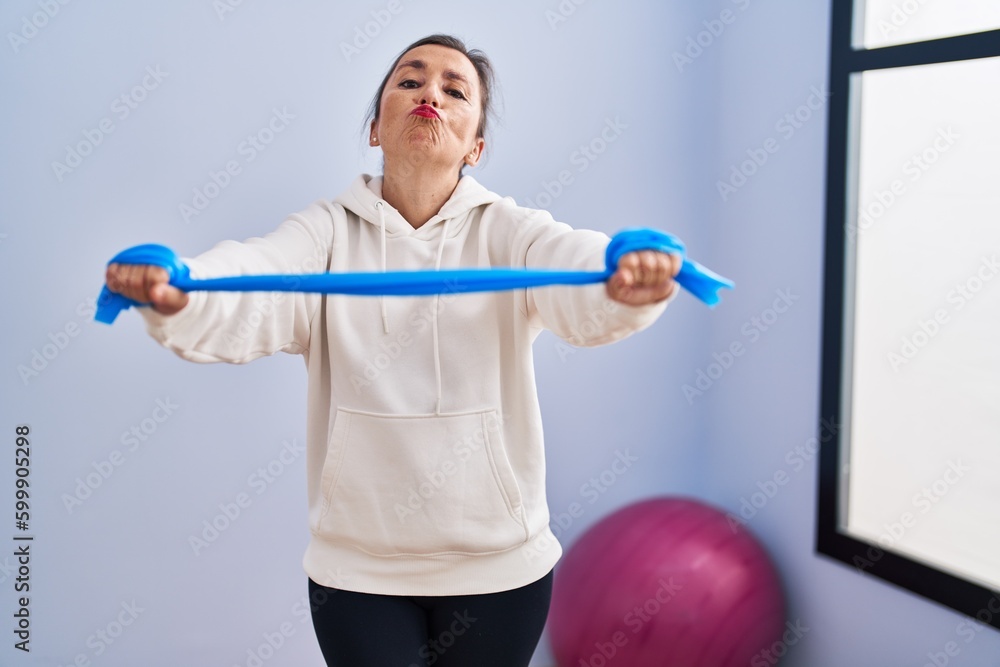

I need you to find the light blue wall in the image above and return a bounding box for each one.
[1,1,708,665]
[699,1,1000,666]
[3,1,997,666]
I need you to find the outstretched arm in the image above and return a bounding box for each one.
[504,205,681,347]
[103,203,333,364]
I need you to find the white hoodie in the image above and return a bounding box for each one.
[140,173,676,596]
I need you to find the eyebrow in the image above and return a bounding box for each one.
[396,59,471,86]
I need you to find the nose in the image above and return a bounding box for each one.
[418,83,443,107]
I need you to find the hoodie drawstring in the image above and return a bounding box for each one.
[431,217,449,415]
[375,200,389,334]
[374,197,450,414]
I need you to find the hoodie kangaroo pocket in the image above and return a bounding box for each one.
[314,408,528,556]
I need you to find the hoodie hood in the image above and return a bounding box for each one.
[333,173,502,238]
[332,173,504,338]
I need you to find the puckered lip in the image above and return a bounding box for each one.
[410,105,440,119]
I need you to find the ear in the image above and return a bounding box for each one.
[369,119,380,147]
[463,137,486,168]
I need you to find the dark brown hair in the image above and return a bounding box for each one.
[365,34,497,141]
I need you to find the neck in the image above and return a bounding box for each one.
[381,158,461,229]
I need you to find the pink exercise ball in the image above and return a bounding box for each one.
[548,496,786,667]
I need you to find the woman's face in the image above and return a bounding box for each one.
[372,44,485,175]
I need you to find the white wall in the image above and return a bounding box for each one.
[4,1,997,665]
[1,1,709,665]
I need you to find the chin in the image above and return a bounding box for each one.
[400,139,441,161]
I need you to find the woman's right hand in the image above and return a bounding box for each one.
[105,263,190,316]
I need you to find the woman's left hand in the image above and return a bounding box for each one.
[606,250,682,306]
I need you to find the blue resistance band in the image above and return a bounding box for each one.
[94,228,734,324]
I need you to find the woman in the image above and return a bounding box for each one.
[106,34,680,667]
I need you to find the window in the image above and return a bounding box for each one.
[859,0,1000,49]
[817,0,1000,626]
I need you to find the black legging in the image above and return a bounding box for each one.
[307,569,553,667]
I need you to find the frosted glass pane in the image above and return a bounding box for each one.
[844,56,1000,589]
[859,0,1000,49]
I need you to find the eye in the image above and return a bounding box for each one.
[447,89,467,100]
[398,79,419,89]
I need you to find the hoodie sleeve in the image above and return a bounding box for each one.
[505,204,679,347]
[137,203,332,364]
